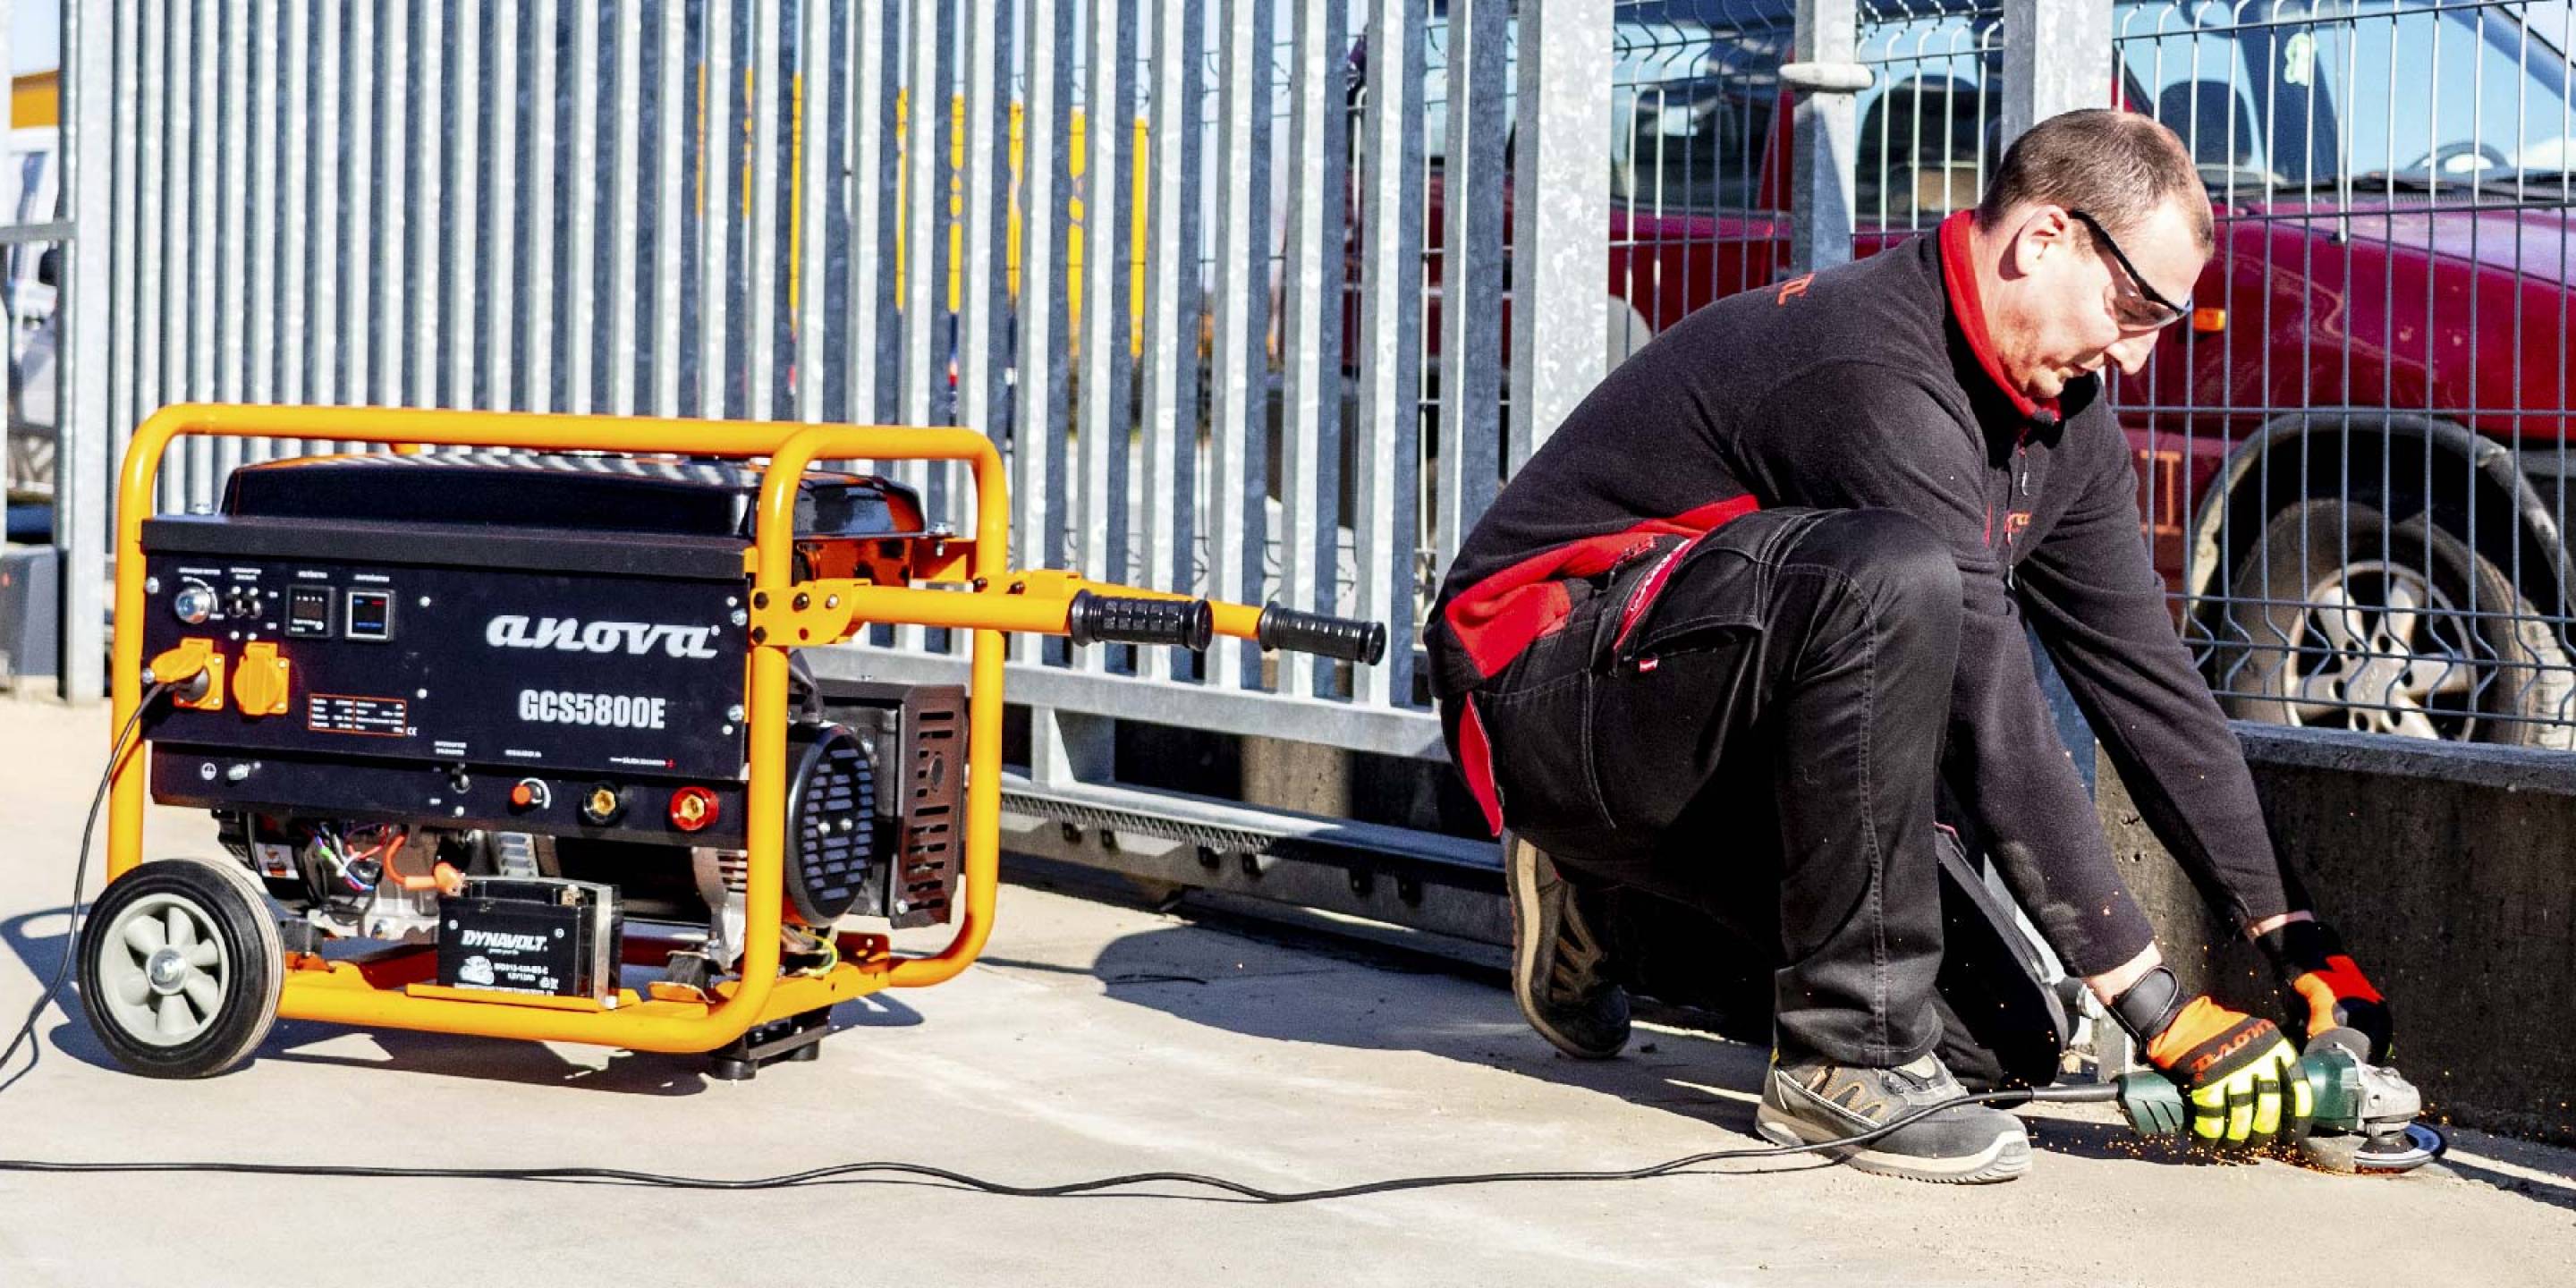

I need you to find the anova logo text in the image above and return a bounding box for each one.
[486,614,723,659]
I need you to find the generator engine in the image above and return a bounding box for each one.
[146,453,964,1006]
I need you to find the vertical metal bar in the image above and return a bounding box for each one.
[1280,0,1351,696]
[138,0,166,498]
[699,0,732,418]
[1432,0,1499,615]
[1013,0,1074,663]
[959,0,1013,462]
[530,0,560,411]
[2001,0,2111,148]
[1078,0,1137,673]
[189,0,219,504]
[748,0,783,421]
[108,0,136,487]
[241,0,274,452]
[450,3,483,409]
[896,0,955,652]
[217,0,250,474]
[411,4,445,408]
[901,0,949,435]
[489,0,521,411]
[1206,0,1273,690]
[1353,0,1427,708]
[280,0,310,411]
[1133,0,1200,680]
[797,0,830,425]
[341,1,373,413]
[611,1,644,414]
[377,0,410,407]
[567,0,599,411]
[159,2,190,510]
[166,0,197,507]
[1508,1,1609,470]
[62,0,113,700]
[902,0,940,430]
[654,0,684,416]
[847,0,887,422]
[1787,0,1858,275]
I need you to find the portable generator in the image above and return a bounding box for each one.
[81,405,1384,1080]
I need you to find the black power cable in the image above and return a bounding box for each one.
[0,682,171,1084]
[0,680,2058,1202]
[0,1088,2047,1201]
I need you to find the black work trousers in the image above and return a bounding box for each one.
[1453,506,1963,1067]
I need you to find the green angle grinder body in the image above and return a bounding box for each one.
[2089,1027,2445,1175]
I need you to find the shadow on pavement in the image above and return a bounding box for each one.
[974,889,2184,1177]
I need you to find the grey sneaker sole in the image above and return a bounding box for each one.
[1754,1102,2032,1184]
[1507,839,1623,1060]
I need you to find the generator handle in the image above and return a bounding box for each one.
[1063,590,1216,650]
[1256,603,1389,665]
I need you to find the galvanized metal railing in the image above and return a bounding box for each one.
[54,2,1614,742]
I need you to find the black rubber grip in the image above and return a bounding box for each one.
[1064,590,1216,651]
[1256,602,1387,665]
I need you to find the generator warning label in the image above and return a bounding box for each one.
[308,694,411,737]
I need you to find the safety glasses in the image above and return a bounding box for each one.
[2067,208,2190,331]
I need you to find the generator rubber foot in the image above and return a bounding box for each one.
[706,1006,834,1080]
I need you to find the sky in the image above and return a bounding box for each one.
[0,1,2568,80]
[13,2,54,77]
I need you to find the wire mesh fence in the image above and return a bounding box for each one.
[2116,0,2576,749]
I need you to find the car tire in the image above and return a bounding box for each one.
[2212,498,2575,748]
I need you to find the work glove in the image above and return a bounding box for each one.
[2257,919,2393,1063]
[2113,967,2313,1150]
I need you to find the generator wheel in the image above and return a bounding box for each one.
[78,857,284,1079]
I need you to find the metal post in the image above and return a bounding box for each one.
[1508,0,1611,463]
[1787,0,1862,277]
[1,0,17,545]
[2002,0,2114,793]
[63,0,111,701]
[1433,0,1505,563]
[1352,0,1425,708]
[1136,0,1202,682]
[2002,0,2113,149]
[1028,707,1114,790]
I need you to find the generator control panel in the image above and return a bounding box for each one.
[140,526,753,846]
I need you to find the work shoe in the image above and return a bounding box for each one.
[1504,835,1629,1060]
[1755,1049,2031,1184]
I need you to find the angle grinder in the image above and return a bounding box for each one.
[2034,1027,2445,1174]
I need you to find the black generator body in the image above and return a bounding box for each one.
[137,453,964,1001]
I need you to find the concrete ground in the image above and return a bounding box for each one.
[0,699,2571,1287]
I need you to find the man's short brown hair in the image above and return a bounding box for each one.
[1975,108,2213,254]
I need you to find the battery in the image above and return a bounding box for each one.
[436,877,623,1004]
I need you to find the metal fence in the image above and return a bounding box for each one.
[43,0,2576,762]
[2118,0,2576,750]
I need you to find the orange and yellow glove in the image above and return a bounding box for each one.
[2114,967,2314,1149]
[2258,919,2392,1063]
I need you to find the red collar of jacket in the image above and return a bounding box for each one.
[1938,209,2061,427]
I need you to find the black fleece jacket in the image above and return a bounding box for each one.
[1428,212,2289,976]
